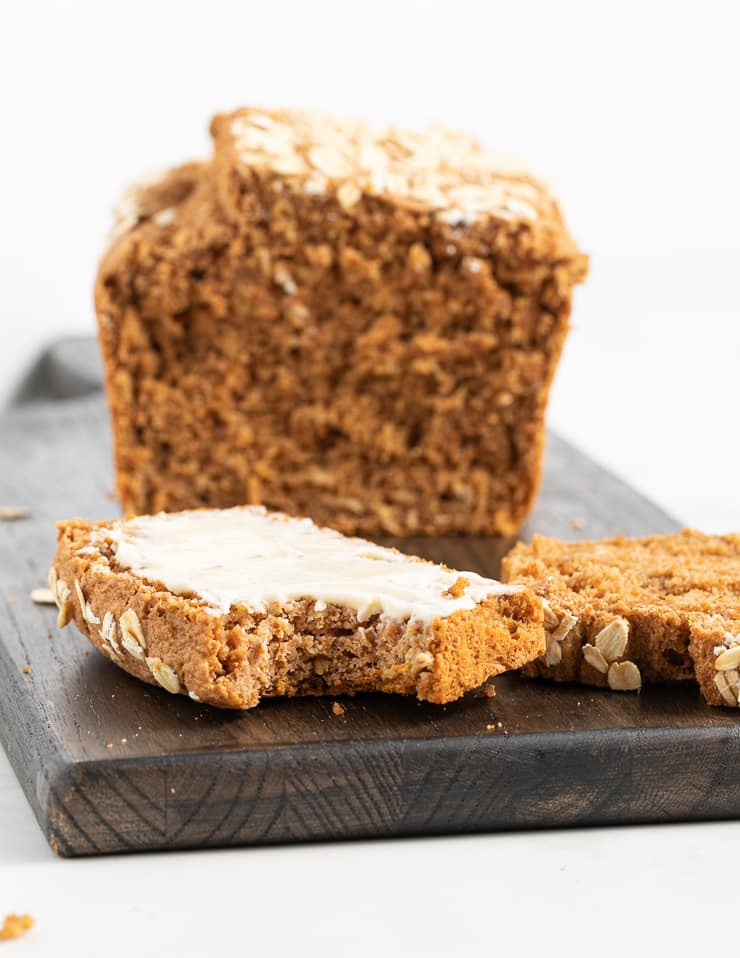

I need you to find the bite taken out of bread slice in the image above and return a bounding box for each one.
[501,530,740,706]
[51,506,545,710]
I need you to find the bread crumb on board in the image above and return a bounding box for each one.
[332,701,346,717]
[0,506,30,521]
[31,587,56,605]
[0,913,34,940]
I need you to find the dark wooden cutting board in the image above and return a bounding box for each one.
[2,355,739,857]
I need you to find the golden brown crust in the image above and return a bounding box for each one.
[52,518,544,710]
[501,530,740,706]
[94,107,587,537]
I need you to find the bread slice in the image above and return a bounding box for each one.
[501,530,740,706]
[95,106,587,538]
[51,506,544,709]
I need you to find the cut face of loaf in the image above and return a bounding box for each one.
[95,106,587,537]
[501,530,740,707]
[52,506,545,709]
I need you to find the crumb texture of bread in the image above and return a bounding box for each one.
[51,507,544,710]
[501,530,740,706]
[95,107,587,537]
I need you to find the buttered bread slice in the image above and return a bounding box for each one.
[52,506,544,709]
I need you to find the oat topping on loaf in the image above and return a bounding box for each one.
[96,105,587,537]
[52,507,545,710]
[223,108,554,227]
[502,530,740,707]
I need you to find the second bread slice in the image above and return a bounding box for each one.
[502,530,740,706]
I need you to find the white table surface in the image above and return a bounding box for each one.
[3,749,740,957]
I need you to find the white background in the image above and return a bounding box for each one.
[1,1,739,954]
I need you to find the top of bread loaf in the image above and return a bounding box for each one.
[210,107,576,238]
[103,107,585,272]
